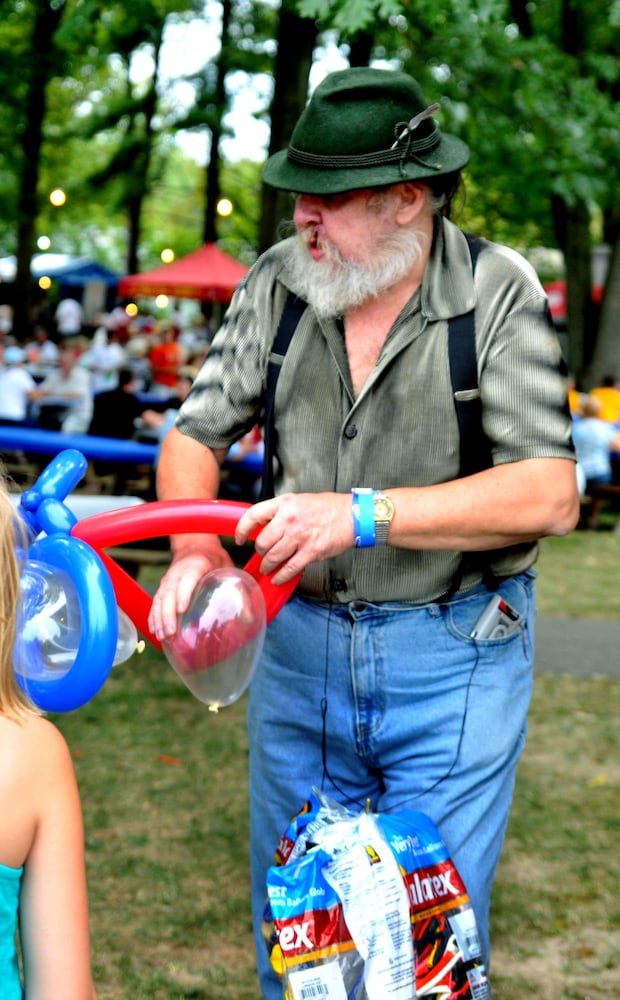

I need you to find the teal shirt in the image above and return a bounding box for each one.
[0,862,23,999]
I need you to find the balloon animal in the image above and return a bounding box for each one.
[15,450,299,713]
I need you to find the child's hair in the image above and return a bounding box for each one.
[0,473,39,719]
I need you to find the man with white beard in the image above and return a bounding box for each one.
[148,67,578,998]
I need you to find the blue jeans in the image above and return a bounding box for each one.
[247,571,536,999]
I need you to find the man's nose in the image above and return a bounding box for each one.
[293,194,323,225]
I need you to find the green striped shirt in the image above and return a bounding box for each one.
[178,218,574,603]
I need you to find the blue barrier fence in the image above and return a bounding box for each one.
[0,425,264,475]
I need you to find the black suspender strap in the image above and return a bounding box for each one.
[447,232,492,477]
[260,292,307,500]
[442,232,496,600]
[260,233,490,506]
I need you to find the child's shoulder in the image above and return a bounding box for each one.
[0,714,72,786]
[0,715,76,868]
[0,711,64,742]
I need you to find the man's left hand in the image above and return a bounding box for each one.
[235,492,354,584]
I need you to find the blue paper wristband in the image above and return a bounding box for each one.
[351,488,376,548]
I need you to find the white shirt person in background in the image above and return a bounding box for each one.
[31,347,93,434]
[54,297,84,339]
[84,327,127,394]
[0,346,38,423]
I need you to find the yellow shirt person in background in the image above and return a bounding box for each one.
[589,375,620,424]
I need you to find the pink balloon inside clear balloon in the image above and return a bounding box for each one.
[161,568,266,711]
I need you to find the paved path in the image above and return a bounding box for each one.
[535,615,620,679]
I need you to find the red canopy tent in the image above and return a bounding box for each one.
[543,279,604,325]
[118,243,249,303]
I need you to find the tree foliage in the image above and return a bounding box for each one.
[0,0,274,337]
[300,0,619,382]
[0,0,617,377]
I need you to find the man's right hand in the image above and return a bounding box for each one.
[148,539,234,641]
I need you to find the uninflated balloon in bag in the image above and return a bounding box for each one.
[264,791,492,1000]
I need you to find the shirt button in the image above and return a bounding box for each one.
[344,423,357,439]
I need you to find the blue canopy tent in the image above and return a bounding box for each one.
[0,254,120,287]
[0,254,121,321]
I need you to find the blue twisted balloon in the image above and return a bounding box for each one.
[15,450,118,713]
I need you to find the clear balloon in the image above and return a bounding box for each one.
[113,608,140,666]
[16,560,82,682]
[16,561,138,682]
[162,568,266,711]
[73,497,303,649]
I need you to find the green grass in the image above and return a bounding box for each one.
[490,673,619,999]
[62,658,256,1000]
[536,530,620,619]
[52,528,619,999]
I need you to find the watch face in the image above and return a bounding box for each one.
[374,498,394,521]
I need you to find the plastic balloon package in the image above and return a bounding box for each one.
[263,791,492,1000]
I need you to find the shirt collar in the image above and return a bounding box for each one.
[421,217,478,322]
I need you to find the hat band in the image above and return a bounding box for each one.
[287,129,440,171]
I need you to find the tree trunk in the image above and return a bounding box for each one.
[12,2,64,342]
[509,0,534,38]
[347,32,373,66]
[203,0,232,245]
[585,233,620,387]
[258,1,317,254]
[552,194,592,381]
[553,0,595,380]
[125,26,164,273]
[126,196,142,277]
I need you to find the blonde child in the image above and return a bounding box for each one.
[0,476,97,999]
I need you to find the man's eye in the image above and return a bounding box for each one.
[320,192,352,208]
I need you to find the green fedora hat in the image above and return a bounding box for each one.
[263,66,469,195]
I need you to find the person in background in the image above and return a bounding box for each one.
[85,327,127,394]
[0,347,39,424]
[147,321,185,399]
[0,305,12,336]
[219,425,265,503]
[88,367,145,441]
[124,333,152,392]
[572,394,620,497]
[139,366,197,463]
[23,324,60,379]
[54,296,84,340]
[106,303,132,344]
[178,313,209,358]
[32,347,93,434]
[88,367,149,493]
[567,373,584,418]
[0,475,97,999]
[589,374,620,425]
[147,67,579,997]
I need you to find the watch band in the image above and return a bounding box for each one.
[374,490,394,545]
[351,488,376,548]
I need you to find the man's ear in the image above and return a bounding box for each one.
[395,182,428,224]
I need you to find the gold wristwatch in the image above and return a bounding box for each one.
[374,491,395,545]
